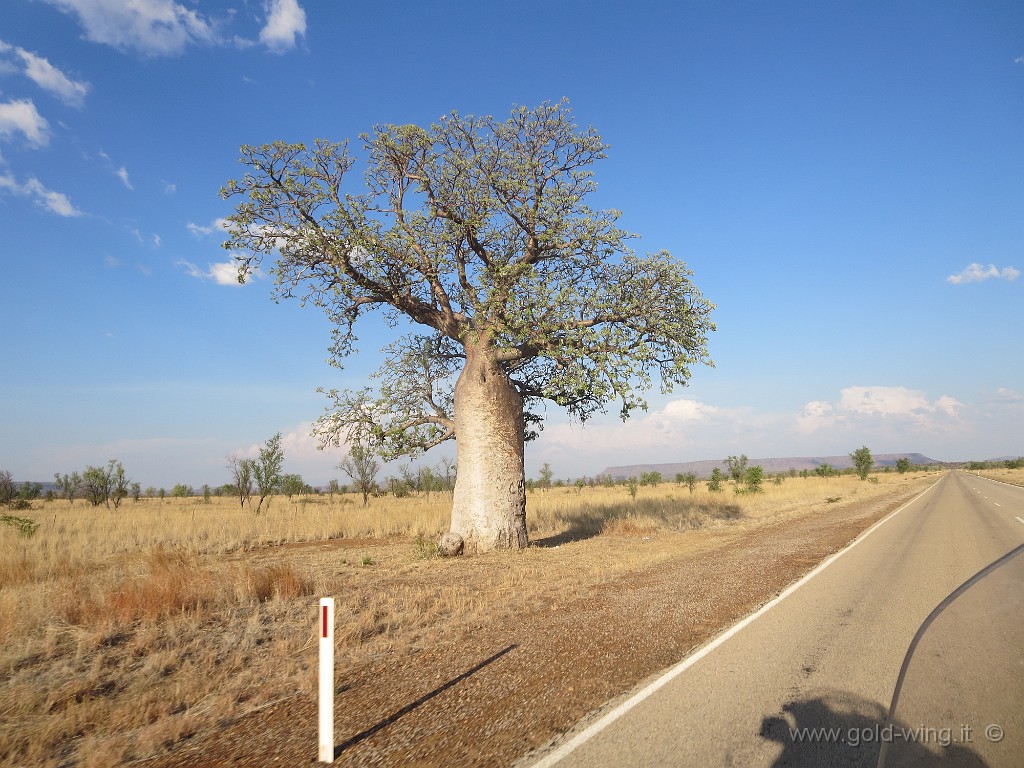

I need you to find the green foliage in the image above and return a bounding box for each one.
[707,467,725,492]
[252,433,285,514]
[280,474,310,498]
[850,446,873,480]
[130,481,142,502]
[1,513,39,537]
[171,483,191,498]
[81,460,129,508]
[814,463,835,478]
[725,455,748,484]
[744,466,765,493]
[224,101,715,469]
[17,482,42,502]
[895,457,912,474]
[639,471,662,487]
[414,533,438,559]
[538,463,554,490]
[626,477,638,499]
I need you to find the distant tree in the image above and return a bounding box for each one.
[743,466,765,493]
[1005,457,1023,470]
[202,484,212,503]
[707,467,725,492]
[438,457,457,493]
[338,443,380,506]
[109,462,129,509]
[677,472,697,493]
[850,446,873,480]
[158,488,166,500]
[626,477,638,499]
[815,463,834,478]
[252,433,285,514]
[81,460,127,508]
[895,457,912,474]
[280,474,306,499]
[54,472,81,505]
[726,455,748,484]
[171,483,191,498]
[0,471,15,506]
[145,486,157,498]
[327,479,340,498]
[130,481,142,502]
[639,471,662,487]
[17,482,42,502]
[537,463,555,491]
[227,455,254,509]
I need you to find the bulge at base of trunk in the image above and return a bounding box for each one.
[449,346,529,552]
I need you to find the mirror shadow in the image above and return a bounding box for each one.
[759,691,987,768]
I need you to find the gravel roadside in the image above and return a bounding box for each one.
[136,482,930,768]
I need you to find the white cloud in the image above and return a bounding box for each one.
[0,98,50,147]
[946,262,1020,284]
[536,397,749,463]
[797,386,963,436]
[162,179,176,194]
[995,387,1023,403]
[259,0,307,52]
[795,400,835,434]
[116,165,132,189]
[7,43,89,106]
[0,171,82,216]
[186,217,229,237]
[42,0,217,56]
[178,258,246,285]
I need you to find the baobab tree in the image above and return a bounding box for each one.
[222,100,714,552]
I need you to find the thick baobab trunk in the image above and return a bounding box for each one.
[449,344,528,552]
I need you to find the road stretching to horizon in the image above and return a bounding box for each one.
[523,471,1024,768]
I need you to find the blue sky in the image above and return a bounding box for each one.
[1,0,1021,488]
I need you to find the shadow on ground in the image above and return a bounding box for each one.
[334,644,517,759]
[531,497,742,548]
[760,691,987,767]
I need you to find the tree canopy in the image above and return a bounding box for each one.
[222,101,715,550]
[223,100,714,454]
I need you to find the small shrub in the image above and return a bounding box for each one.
[413,533,438,559]
[825,496,842,504]
[0,513,39,536]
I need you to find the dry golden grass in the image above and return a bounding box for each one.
[0,470,939,767]
[972,466,1024,487]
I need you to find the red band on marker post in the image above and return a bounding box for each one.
[322,605,329,638]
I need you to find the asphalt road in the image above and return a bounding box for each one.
[525,471,1024,768]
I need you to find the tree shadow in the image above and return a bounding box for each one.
[532,512,608,547]
[334,643,517,758]
[531,498,742,548]
[759,691,988,767]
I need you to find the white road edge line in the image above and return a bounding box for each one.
[1016,517,1024,525]
[525,481,942,768]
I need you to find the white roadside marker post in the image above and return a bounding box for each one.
[318,597,335,763]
